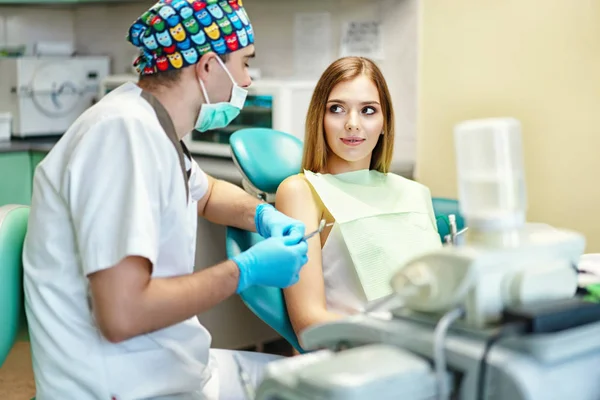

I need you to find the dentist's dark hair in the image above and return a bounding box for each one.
[137,53,230,89]
[302,56,395,174]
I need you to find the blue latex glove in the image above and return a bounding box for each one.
[255,203,305,242]
[232,235,309,293]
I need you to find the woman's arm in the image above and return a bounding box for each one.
[276,175,343,343]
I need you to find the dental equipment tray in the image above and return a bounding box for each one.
[302,302,600,366]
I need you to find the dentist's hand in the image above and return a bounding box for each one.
[255,203,305,242]
[232,235,309,293]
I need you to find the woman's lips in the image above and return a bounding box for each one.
[340,137,366,146]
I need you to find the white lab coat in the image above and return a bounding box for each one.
[23,83,220,399]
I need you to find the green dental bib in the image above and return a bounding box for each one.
[304,169,442,301]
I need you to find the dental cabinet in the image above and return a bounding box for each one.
[0,151,33,207]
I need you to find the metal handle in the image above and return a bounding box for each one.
[13,83,98,97]
[444,214,468,246]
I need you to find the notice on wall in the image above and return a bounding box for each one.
[293,12,333,78]
[339,20,384,60]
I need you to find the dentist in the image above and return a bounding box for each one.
[22,1,308,399]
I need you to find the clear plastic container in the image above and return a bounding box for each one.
[454,117,527,231]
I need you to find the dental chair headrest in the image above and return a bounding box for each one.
[230,128,303,202]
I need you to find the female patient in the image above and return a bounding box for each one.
[275,57,442,343]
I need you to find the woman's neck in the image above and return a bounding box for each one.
[325,154,371,175]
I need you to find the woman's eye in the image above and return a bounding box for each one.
[362,106,376,115]
[329,105,343,113]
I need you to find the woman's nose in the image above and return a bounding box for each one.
[345,111,360,132]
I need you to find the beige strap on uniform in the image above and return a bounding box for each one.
[141,90,190,202]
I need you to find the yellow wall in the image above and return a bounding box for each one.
[415,0,600,251]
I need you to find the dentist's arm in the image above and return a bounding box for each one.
[196,168,305,239]
[196,174,260,232]
[89,256,240,343]
[276,175,343,343]
[89,233,307,344]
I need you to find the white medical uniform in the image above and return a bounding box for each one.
[22,82,278,400]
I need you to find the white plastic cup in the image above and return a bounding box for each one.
[454,117,527,232]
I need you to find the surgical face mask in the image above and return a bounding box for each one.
[195,57,248,132]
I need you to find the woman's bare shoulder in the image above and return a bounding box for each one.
[277,173,313,198]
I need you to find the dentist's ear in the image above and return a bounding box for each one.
[196,51,216,80]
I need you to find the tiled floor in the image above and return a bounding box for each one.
[0,338,292,399]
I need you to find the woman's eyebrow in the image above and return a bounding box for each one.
[326,99,380,105]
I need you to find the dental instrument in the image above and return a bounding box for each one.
[302,219,334,241]
[444,214,468,246]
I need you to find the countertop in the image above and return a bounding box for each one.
[1,136,246,183]
[0,137,59,153]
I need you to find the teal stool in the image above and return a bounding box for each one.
[226,128,464,352]
[0,204,29,367]
[0,205,36,399]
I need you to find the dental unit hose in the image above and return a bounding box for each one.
[434,307,465,400]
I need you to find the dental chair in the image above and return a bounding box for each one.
[0,204,29,367]
[226,128,464,352]
[226,128,305,352]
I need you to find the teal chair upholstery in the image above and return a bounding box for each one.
[230,127,303,202]
[228,128,304,352]
[225,227,303,352]
[226,128,464,352]
[432,197,464,242]
[0,204,29,367]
